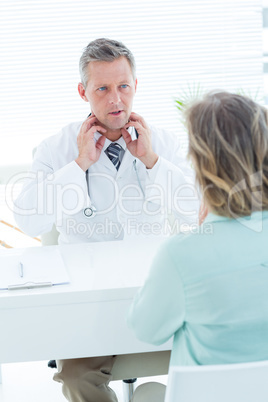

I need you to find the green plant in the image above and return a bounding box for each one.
[174,83,263,130]
[175,84,263,115]
[174,82,205,115]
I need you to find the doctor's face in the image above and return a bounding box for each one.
[79,57,137,133]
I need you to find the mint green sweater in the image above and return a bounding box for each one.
[127,212,268,366]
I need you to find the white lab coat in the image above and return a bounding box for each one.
[14,121,199,244]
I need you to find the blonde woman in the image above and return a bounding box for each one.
[128,92,268,401]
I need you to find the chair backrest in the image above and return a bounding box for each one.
[164,361,268,402]
[41,224,59,246]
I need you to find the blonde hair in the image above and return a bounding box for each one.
[186,91,268,218]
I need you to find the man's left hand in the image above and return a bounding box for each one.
[121,112,158,169]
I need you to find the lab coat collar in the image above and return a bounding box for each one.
[117,126,137,175]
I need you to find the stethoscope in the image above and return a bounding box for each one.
[83,196,97,218]
[83,127,145,218]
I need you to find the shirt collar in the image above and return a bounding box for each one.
[94,126,137,152]
[204,210,268,224]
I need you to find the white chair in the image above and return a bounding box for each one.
[40,224,59,246]
[165,360,268,402]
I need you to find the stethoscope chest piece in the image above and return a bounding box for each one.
[83,205,97,218]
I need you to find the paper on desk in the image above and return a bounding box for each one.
[0,248,70,290]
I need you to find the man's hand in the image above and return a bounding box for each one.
[75,114,107,171]
[121,112,158,169]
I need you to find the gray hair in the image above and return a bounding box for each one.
[79,38,136,88]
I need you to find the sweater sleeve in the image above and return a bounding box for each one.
[127,242,185,345]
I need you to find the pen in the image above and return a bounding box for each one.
[19,262,24,278]
[8,282,53,291]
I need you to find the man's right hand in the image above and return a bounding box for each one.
[75,114,107,172]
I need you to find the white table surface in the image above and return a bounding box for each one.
[0,239,172,365]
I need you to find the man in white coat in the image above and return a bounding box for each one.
[14,38,199,402]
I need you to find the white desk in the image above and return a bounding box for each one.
[0,239,171,381]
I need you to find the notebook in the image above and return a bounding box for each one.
[0,248,70,290]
